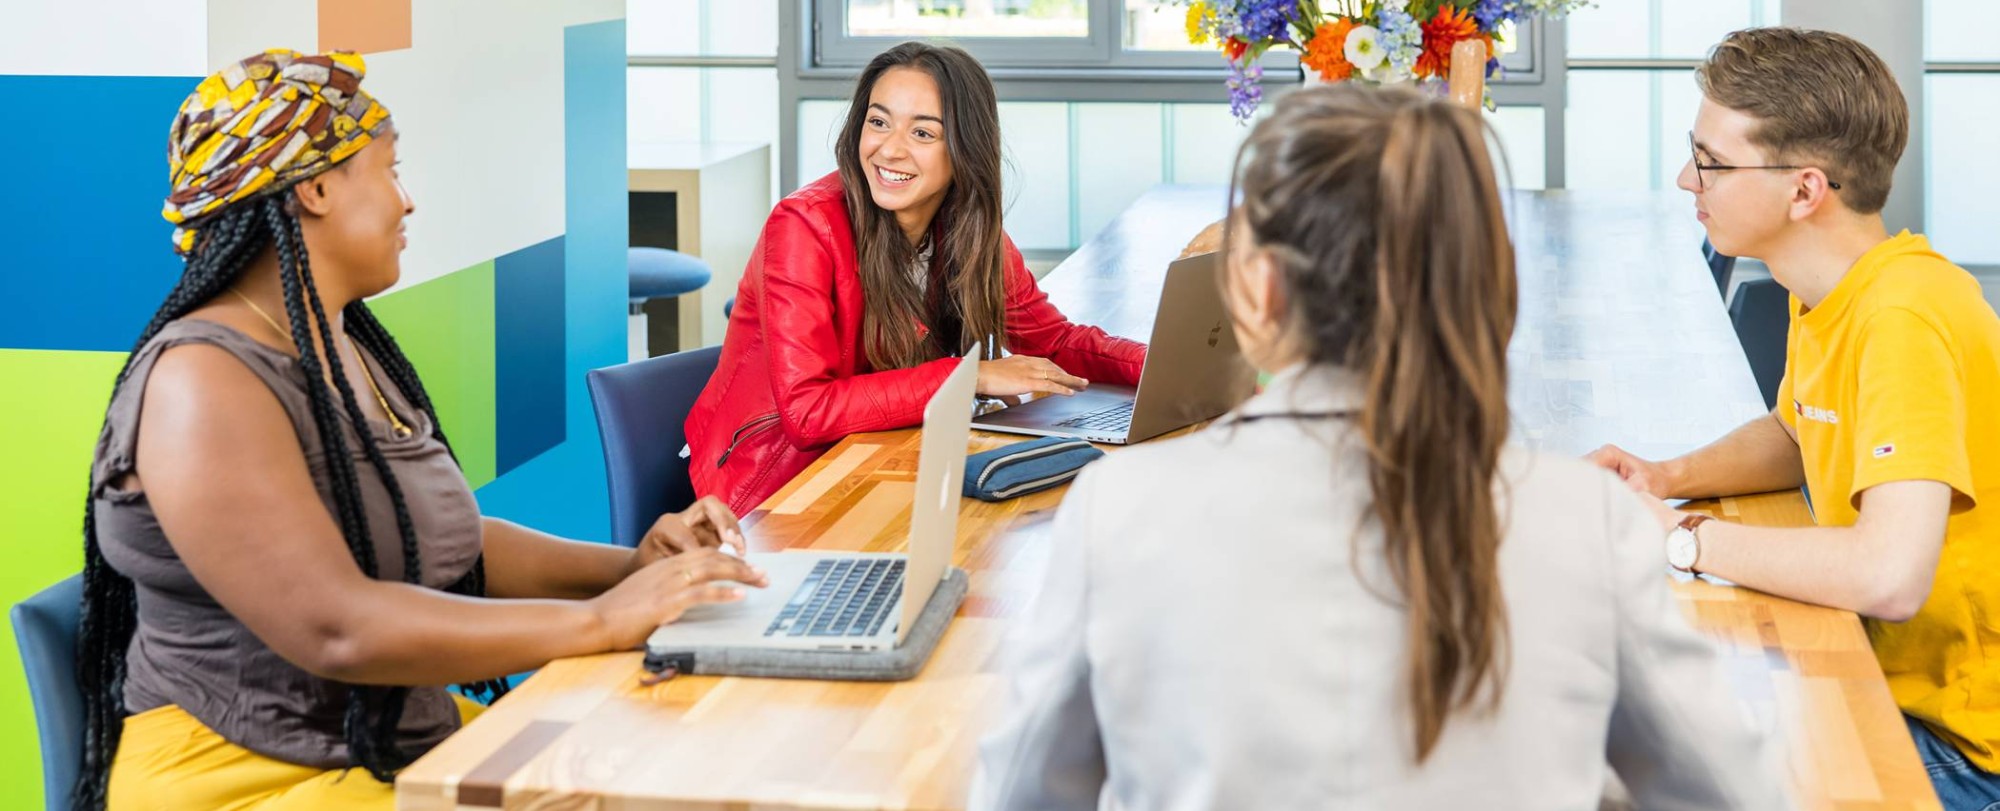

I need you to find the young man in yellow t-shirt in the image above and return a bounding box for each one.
[1588,28,2000,809]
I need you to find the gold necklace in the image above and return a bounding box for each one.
[229,288,414,439]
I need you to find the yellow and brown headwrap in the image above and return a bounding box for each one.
[163,49,392,255]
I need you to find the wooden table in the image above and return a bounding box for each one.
[399,187,1939,810]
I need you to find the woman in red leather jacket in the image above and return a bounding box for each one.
[685,41,1148,514]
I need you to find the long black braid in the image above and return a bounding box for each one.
[74,193,507,810]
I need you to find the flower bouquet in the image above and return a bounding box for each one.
[1178,0,1594,119]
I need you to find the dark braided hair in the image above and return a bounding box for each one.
[74,191,507,810]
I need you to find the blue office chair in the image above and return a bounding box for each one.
[586,345,724,547]
[13,573,83,811]
[1703,237,1737,301]
[1729,277,1789,410]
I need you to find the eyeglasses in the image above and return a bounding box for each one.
[1686,132,1841,192]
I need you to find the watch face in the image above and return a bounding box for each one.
[1667,529,1698,570]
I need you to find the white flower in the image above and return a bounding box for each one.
[1344,25,1386,71]
[1493,19,1519,56]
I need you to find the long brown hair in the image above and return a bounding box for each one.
[1226,83,1518,762]
[834,42,1009,370]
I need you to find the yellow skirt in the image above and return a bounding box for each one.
[107,694,485,811]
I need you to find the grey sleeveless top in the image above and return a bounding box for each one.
[90,319,482,769]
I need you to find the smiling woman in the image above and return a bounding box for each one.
[682,41,1150,515]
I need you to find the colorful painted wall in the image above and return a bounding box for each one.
[0,1,628,805]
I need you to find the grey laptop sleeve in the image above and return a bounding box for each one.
[642,567,970,681]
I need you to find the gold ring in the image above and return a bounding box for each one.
[683,568,694,586]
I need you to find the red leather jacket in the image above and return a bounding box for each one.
[685,173,1148,514]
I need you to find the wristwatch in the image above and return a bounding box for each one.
[1667,513,1711,573]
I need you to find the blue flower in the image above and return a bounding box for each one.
[1236,0,1298,43]
[1473,0,1514,29]
[1377,4,1424,79]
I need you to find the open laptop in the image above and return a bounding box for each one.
[644,346,977,664]
[974,251,1256,445]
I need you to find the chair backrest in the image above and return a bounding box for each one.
[12,573,83,811]
[586,345,724,547]
[1729,277,1790,410]
[1703,237,1738,300]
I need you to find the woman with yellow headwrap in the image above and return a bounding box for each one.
[76,49,767,810]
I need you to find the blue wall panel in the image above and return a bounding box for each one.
[464,19,626,542]
[0,76,198,352]
[493,235,566,474]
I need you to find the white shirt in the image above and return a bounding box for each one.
[971,364,1790,811]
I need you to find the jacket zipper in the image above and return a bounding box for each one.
[717,413,782,468]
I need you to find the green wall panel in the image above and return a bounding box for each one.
[0,348,128,809]
[369,262,499,488]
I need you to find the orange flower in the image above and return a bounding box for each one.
[1416,5,1490,80]
[1223,37,1248,62]
[1303,18,1356,82]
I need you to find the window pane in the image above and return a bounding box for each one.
[630,0,777,57]
[998,102,1072,251]
[1564,69,1702,192]
[1488,107,1546,190]
[1124,0,1205,51]
[1075,103,1165,243]
[1928,75,2000,265]
[1567,0,1779,59]
[707,0,779,57]
[845,0,1089,39]
[630,0,701,56]
[1167,103,1246,186]
[629,67,703,143]
[1928,0,2000,60]
[797,100,849,187]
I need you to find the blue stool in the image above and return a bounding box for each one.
[630,247,711,358]
[13,574,83,811]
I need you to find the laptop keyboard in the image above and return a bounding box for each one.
[1054,400,1135,432]
[763,558,904,638]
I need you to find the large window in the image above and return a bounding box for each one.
[1560,0,1999,266]
[844,0,1091,39]
[628,0,782,202]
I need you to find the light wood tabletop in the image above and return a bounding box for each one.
[397,187,1939,810]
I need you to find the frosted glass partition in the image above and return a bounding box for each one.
[629,0,777,57]
[628,67,703,143]
[628,0,700,57]
[1567,0,1780,59]
[1488,106,1547,191]
[1074,103,1167,245]
[1169,103,1250,187]
[1564,70,1703,192]
[1928,0,2000,60]
[998,102,1073,251]
[1926,75,2000,266]
[796,99,848,188]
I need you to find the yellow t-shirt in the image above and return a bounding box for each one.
[1776,231,2000,769]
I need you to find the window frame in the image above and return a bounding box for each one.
[810,0,1547,80]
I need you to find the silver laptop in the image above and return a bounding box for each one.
[645,347,977,656]
[974,252,1256,444]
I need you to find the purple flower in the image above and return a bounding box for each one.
[1236,0,1298,43]
[1473,0,1515,29]
[1226,60,1264,121]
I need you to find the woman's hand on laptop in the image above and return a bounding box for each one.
[635,496,749,573]
[977,355,1088,398]
[590,548,770,650]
